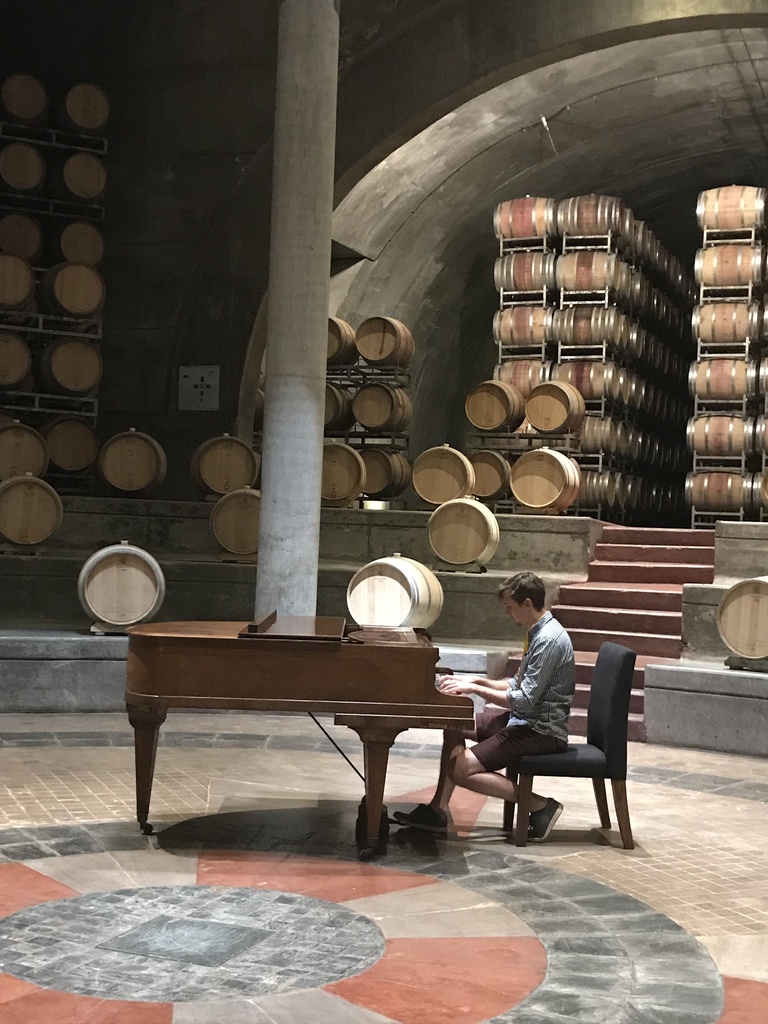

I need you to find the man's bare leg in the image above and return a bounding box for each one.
[450,748,549,811]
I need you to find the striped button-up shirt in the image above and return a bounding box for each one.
[505,611,575,743]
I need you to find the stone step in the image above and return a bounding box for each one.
[552,605,682,635]
[588,561,715,584]
[598,525,715,547]
[506,651,679,689]
[572,682,645,715]
[569,705,646,742]
[558,583,683,612]
[593,543,715,565]
[564,627,683,658]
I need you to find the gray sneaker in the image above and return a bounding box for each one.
[527,798,563,841]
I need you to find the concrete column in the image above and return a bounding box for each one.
[255,0,340,618]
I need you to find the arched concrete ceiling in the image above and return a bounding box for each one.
[331,27,768,456]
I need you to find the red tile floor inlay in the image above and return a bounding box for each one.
[0,974,172,1024]
[717,976,768,1024]
[325,935,547,1024]
[0,863,77,916]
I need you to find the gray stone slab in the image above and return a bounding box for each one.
[100,914,269,966]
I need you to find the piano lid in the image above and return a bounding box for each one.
[238,613,346,642]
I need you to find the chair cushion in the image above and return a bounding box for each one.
[518,743,609,778]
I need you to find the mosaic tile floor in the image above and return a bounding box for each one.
[1,712,767,1022]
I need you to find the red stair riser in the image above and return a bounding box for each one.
[598,526,715,547]
[557,586,682,612]
[553,607,682,633]
[593,544,714,565]
[565,629,682,657]
[588,563,714,584]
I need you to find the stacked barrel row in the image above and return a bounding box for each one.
[685,185,768,523]
[0,72,109,497]
[322,316,415,505]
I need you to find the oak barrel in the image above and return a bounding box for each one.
[360,448,411,498]
[717,577,768,658]
[525,380,586,433]
[210,487,261,554]
[751,416,768,454]
[493,306,554,346]
[58,83,110,134]
[427,498,500,566]
[321,443,366,502]
[493,251,557,291]
[0,331,32,387]
[509,448,580,511]
[56,221,105,266]
[0,212,43,261]
[551,360,623,402]
[59,152,106,201]
[0,74,48,124]
[39,338,103,395]
[465,380,525,431]
[324,383,356,431]
[0,142,45,193]
[691,302,762,344]
[0,474,62,544]
[98,429,167,492]
[697,185,767,231]
[686,415,753,456]
[411,445,475,505]
[327,316,357,365]
[352,382,412,430]
[346,555,443,629]
[685,471,757,512]
[493,197,557,239]
[579,469,616,507]
[77,542,166,627]
[469,449,511,499]
[555,251,624,294]
[191,433,259,494]
[0,422,48,478]
[41,416,100,472]
[0,253,35,309]
[552,305,629,348]
[355,317,414,367]
[694,245,765,287]
[494,359,552,396]
[40,262,105,317]
[556,194,626,236]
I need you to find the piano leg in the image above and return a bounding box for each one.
[338,719,406,860]
[126,702,167,834]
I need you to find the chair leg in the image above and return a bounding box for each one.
[592,778,611,829]
[503,768,517,834]
[514,775,534,846]
[610,779,634,850]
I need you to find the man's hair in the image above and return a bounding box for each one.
[498,571,546,610]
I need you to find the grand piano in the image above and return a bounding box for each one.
[125,614,475,858]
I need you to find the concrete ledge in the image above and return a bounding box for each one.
[645,661,768,756]
[681,583,731,661]
[715,521,768,580]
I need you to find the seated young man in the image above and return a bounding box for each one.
[393,571,575,841]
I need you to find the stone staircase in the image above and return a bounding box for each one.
[513,524,716,741]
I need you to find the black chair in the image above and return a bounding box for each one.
[503,641,638,849]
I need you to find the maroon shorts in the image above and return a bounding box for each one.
[471,708,567,773]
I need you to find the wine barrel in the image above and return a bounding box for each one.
[689,358,757,400]
[355,317,414,367]
[697,185,767,232]
[551,360,623,402]
[716,576,768,658]
[555,251,625,294]
[509,448,581,511]
[469,449,511,499]
[39,338,103,395]
[691,302,763,344]
[465,380,525,431]
[494,359,552,396]
[321,442,366,502]
[56,221,105,266]
[324,383,356,431]
[352,382,412,430]
[685,471,757,512]
[360,448,410,498]
[752,416,768,454]
[58,152,106,202]
[493,251,557,291]
[346,555,443,629]
[0,474,62,544]
[0,422,48,478]
[58,83,110,134]
[0,74,48,124]
[0,212,43,261]
[579,470,616,507]
[552,305,629,349]
[98,429,167,492]
[327,316,357,365]
[412,445,475,506]
[0,254,35,309]
[578,416,620,454]
[39,262,105,317]
[686,415,753,456]
[694,245,765,287]
[0,331,32,387]
[493,305,554,346]
[556,194,626,236]
[41,416,100,472]
[210,487,261,555]
[493,197,557,239]
[191,434,259,494]
[0,142,45,193]
[525,380,586,433]
[427,498,500,566]
[77,542,166,626]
